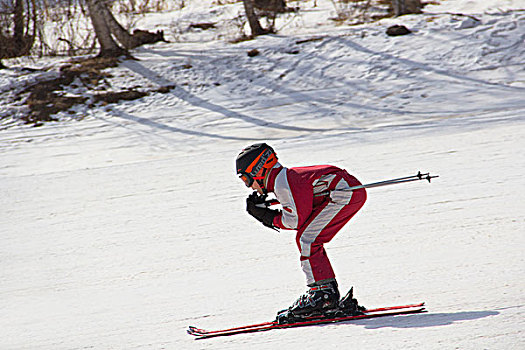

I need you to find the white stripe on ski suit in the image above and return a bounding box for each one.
[301,260,315,286]
[299,177,353,256]
[273,169,299,229]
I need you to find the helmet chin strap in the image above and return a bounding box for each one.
[256,166,272,194]
[256,179,268,195]
[261,162,281,194]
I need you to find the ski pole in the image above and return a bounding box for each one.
[313,171,438,197]
[260,171,438,204]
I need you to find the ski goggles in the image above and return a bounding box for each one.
[239,172,265,188]
[239,173,253,187]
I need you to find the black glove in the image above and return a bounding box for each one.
[246,191,280,229]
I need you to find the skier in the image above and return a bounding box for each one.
[236,143,367,321]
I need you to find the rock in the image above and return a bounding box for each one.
[386,25,412,36]
[247,49,260,57]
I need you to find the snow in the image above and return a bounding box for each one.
[1,0,525,349]
[425,0,525,14]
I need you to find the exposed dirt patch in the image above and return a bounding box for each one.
[18,57,173,126]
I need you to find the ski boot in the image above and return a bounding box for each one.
[276,281,340,324]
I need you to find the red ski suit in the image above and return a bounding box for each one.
[266,165,366,286]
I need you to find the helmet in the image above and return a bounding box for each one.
[236,143,278,189]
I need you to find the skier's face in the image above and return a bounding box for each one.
[240,173,264,194]
[251,180,264,195]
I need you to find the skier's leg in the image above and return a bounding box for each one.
[281,175,366,319]
[297,176,366,285]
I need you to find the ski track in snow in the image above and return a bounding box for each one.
[1,1,525,349]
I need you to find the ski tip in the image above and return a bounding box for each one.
[188,331,205,337]
[187,326,206,336]
[414,308,427,315]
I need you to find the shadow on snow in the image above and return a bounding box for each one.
[353,310,500,329]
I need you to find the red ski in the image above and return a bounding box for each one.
[188,302,425,339]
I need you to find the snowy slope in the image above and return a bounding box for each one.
[1,1,525,349]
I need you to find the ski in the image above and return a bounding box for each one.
[189,307,426,339]
[188,302,425,338]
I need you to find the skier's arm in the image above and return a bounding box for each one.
[273,169,313,230]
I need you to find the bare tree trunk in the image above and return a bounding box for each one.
[392,0,406,16]
[0,0,35,59]
[86,0,165,55]
[391,0,422,16]
[254,0,286,12]
[100,5,140,49]
[243,0,267,37]
[13,0,25,42]
[85,0,127,57]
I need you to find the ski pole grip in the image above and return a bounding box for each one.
[425,174,439,182]
[416,171,439,183]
